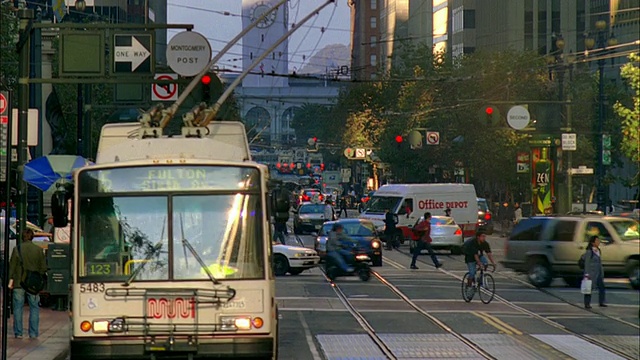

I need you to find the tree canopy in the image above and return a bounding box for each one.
[613,53,640,187]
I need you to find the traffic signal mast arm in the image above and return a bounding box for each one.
[198,0,336,128]
[140,0,288,131]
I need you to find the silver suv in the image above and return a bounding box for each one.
[501,216,639,289]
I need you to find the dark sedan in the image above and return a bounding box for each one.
[314,219,383,267]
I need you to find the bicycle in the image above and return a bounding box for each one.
[461,264,496,304]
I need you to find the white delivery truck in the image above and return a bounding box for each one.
[359,184,479,250]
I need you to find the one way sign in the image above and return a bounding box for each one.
[113,33,153,74]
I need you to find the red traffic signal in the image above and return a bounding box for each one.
[201,74,212,85]
[485,106,494,115]
[395,135,403,143]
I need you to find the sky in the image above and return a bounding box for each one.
[166,0,351,72]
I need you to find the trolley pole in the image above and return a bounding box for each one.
[16,8,34,242]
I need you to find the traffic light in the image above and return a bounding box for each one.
[395,135,403,148]
[479,105,501,125]
[307,137,318,152]
[201,74,212,103]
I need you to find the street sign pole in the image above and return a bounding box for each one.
[17,8,34,257]
[0,91,12,360]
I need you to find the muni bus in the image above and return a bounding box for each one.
[52,122,285,360]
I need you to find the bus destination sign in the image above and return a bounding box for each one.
[79,166,259,193]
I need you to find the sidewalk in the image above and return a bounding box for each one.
[0,295,69,360]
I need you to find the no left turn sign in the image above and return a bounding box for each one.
[0,93,7,114]
[426,131,440,145]
[152,73,178,101]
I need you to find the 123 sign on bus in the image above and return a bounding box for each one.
[79,166,260,193]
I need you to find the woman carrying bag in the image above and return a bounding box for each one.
[583,235,607,309]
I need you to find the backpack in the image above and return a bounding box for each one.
[17,247,46,295]
[578,250,591,270]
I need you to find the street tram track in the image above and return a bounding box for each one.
[393,248,637,360]
[319,267,497,360]
[437,250,640,330]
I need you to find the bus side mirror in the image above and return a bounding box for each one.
[51,190,69,228]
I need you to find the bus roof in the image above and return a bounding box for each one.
[96,122,251,164]
[374,183,476,196]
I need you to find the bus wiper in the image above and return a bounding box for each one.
[179,213,221,285]
[122,217,166,287]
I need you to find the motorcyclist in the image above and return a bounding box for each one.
[327,223,358,273]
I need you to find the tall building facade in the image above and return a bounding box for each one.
[357,0,638,72]
[241,0,289,88]
[349,0,381,80]
[378,0,433,73]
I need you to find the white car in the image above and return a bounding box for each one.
[272,236,320,276]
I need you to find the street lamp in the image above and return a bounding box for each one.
[585,20,617,213]
[546,34,575,214]
[74,0,86,12]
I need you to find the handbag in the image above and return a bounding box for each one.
[17,246,46,295]
[580,277,592,295]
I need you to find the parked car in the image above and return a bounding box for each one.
[293,203,334,234]
[501,216,640,289]
[314,219,383,266]
[409,216,464,255]
[272,236,320,276]
[477,198,494,234]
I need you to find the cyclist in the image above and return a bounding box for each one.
[463,229,496,286]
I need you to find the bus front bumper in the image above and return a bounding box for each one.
[70,336,274,359]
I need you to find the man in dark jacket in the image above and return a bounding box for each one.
[8,229,47,339]
[384,208,398,250]
[338,196,348,218]
[410,212,442,269]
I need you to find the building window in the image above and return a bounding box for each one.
[370,0,377,10]
[370,54,377,66]
[463,9,475,29]
[370,16,377,28]
[370,35,377,47]
[452,6,463,34]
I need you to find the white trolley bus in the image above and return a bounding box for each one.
[54,122,282,359]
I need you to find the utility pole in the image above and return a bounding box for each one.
[17,8,34,242]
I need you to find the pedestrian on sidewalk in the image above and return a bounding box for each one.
[8,228,47,339]
[338,196,348,218]
[583,235,606,309]
[410,212,442,270]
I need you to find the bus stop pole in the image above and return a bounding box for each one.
[1,91,14,360]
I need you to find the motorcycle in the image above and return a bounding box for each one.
[325,246,371,282]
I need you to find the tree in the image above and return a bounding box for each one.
[0,2,19,92]
[290,103,339,145]
[613,53,640,187]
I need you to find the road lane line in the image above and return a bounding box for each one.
[471,311,513,335]
[394,248,638,359]
[297,311,323,360]
[478,311,523,335]
[382,256,405,269]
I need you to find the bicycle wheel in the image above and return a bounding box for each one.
[461,272,475,302]
[479,273,495,304]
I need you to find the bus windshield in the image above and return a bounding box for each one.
[77,165,265,282]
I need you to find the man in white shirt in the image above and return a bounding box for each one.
[323,201,334,222]
[514,203,522,225]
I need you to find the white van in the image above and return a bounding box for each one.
[359,183,479,243]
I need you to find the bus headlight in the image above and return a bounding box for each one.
[221,316,252,331]
[109,318,125,332]
[92,320,109,333]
